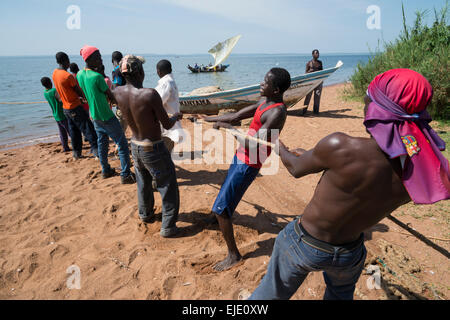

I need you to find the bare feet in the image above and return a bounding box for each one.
[213,253,242,271]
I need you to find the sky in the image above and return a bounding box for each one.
[0,0,446,56]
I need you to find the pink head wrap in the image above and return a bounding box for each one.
[80,45,99,61]
[364,68,450,204]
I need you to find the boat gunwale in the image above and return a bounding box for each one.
[180,62,343,101]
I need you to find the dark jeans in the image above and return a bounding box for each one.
[304,82,323,114]
[56,119,70,152]
[63,105,98,156]
[249,219,367,300]
[131,141,179,236]
[93,116,131,177]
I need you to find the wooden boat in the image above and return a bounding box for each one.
[180,61,344,114]
[188,35,241,73]
[187,64,229,73]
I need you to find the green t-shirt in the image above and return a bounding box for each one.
[76,68,115,121]
[43,88,65,122]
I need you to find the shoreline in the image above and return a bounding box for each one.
[0,81,351,151]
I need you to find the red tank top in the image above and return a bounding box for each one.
[236,102,284,168]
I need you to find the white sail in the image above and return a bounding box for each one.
[207,35,241,69]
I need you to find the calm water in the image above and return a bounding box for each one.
[0,53,369,148]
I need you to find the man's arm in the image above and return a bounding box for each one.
[214,106,285,152]
[70,74,86,101]
[95,73,118,105]
[277,132,347,178]
[305,61,312,73]
[147,89,182,130]
[238,106,285,149]
[54,90,61,103]
[105,88,118,105]
[201,98,264,123]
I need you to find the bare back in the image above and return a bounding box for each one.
[282,133,411,244]
[113,85,174,142]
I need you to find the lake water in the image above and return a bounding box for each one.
[0,53,370,149]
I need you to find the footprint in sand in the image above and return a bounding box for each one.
[49,245,69,260]
[128,249,146,265]
[146,288,162,300]
[161,276,178,299]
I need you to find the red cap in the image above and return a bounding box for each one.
[80,45,99,61]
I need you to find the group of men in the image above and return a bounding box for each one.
[42,46,450,299]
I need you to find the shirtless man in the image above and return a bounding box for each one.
[200,68,292,271]
[249,68,450,300]
[113,55,183,237]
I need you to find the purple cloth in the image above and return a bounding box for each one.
[364,69,450,204]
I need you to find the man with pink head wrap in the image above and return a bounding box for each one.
[249,68,449,300]
[364,68,450,204]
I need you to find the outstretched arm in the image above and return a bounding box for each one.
[200,98,264,123]
[277,133,346,178]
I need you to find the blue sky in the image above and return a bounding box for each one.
[0,0,446,56]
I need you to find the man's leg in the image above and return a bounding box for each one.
[103,117,132,179]
[158,158,179,237]
[211,156,259,271]
[144,144,179,237]
[56,120,70,152]
[93,120,113,176]
[73,106,98,156]
[249,221,311,300]
[322,244,367,300]
[313,83,323,114]
[213,212,242,271]
[301,91,313,115]
[64,111,82,158]
[131,144,155,223]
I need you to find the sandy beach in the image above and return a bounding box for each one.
[0,83,448,300]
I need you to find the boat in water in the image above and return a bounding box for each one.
[187,64,229,73]
[180,61,344,114]
[187,35,241,73]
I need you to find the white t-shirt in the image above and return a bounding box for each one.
[155,73,185,143]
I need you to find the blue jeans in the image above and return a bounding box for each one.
[212,155,259,218]
[56,119,70,152]
[63,105,98,156]
[93,116,131,177]
[131,141,179,236]
[249,220,367,300]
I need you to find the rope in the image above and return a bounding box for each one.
[393,231,450,242]
[191,118,276,148]
[0,101,47,105]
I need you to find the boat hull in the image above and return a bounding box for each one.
[187,65,229,73]
[180,61,343,114]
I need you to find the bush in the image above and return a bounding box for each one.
[350,2,449,119]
